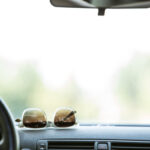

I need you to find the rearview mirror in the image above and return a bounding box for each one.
[50,0,150,15]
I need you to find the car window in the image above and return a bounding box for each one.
[0,0,150,124]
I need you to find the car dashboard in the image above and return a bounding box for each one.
[18,124,150,150]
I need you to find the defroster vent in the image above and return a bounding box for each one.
[111,142,150,150]
[48,141,94,150]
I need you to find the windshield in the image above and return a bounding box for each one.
[1,0,150,124]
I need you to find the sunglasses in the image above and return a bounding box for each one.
[16,107,77,128]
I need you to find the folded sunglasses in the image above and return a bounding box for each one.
[16,107,77,128]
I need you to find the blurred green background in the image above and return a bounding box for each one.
[1,53,150,123]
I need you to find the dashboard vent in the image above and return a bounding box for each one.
[48,141,94,150]
[111,142,150,150]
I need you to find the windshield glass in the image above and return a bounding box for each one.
[1,0,150,124]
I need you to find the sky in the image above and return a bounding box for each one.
[0,0,150,96]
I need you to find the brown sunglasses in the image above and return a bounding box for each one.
[16,107,77,128]
[53,107,77,128]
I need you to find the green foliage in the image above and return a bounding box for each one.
[0,60,43,118]
[0,59,99,121]
[115,54,150,121]
[3,53,150,123]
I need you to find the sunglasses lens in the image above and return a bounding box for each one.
[54,108,76,127]
[22,108,47,128]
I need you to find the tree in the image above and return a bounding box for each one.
[0,60,43,118]
[115,54,150,121]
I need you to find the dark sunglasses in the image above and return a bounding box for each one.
[53,108,77,128]
[16,107,77,128]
